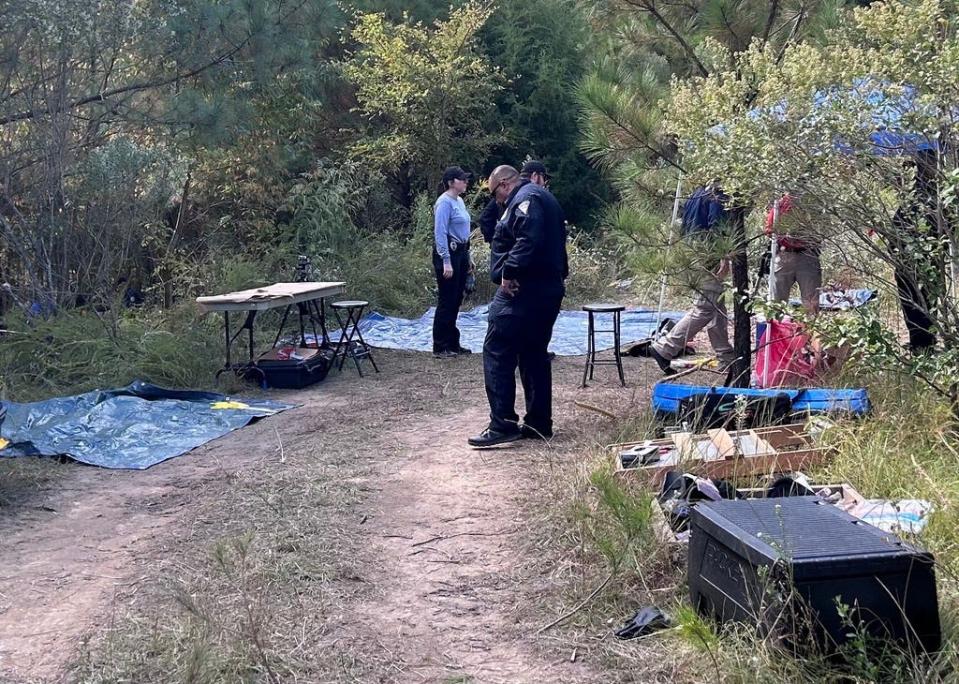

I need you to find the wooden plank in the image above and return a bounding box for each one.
[755,424,813,450]
[707,429,738,460]
[690,447,828,483]
[618,447,828,487]
[671,432,695,461]
[673,432,726,462]
[196,281,346,312]
[608,422,808,452]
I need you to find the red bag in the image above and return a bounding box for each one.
[755,320,818,388]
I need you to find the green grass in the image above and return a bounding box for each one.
[0,306,240,402]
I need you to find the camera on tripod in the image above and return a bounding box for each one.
[293,255,312,282]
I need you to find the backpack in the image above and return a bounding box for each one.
[681,186,730,238]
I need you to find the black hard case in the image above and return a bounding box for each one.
[688,497,940,654]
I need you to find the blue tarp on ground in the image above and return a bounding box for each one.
[357,305,687,356]
[0,381,293,470]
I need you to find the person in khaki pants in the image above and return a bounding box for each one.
[650,185,736,376]
[766,194,821,315]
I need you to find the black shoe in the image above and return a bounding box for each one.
[433,349,458,358]
[547,351,556,361]
[649,347,676,376]
[455,346,472,354]
[468,428,523,448]
[520,424,553,440]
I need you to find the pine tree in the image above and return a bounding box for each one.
[481,0,612,227]
[577,0,852,385]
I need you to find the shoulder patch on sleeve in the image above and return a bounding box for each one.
[517,200,531,216]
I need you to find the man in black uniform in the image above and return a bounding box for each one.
[478,160,551,243]
[520,159,551,187]
[478,195,501,244]
[468,165,568,447]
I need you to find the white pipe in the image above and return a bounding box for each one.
[656,174,684,335]
[763,199,780,387]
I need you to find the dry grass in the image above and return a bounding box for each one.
[72,460,378,682]
[70,352,452,683]
[531,371,959,684]
[17,339,959,683]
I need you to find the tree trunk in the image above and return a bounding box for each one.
[164,171,191,309]
[727,208,751,387]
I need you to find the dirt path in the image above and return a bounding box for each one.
[0,416,284,680]
[0,351,654,682]
[344,404,593,682]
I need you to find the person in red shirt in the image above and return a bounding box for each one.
[765,194,822,315]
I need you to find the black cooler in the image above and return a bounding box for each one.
[689,497,940,654]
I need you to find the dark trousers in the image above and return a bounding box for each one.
[894,268,937,350]
[432,248,469,352]
[483,282,563,434]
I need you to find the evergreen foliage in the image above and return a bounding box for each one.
[576,0,852,383]
[668,0,959,411]
[482,0,611,227]
[343,1,505,203]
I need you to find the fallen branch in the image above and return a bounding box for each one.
[536,569,615,634]
[661,363,726,383]
[273,425,285,463]
[573,400,618,419]
[410,529,514,548]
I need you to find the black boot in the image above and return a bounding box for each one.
[467,427,522,448]
[649,347,676,376]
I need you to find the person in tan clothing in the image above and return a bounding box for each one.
[650,185,735,375]
[766,193,822,316]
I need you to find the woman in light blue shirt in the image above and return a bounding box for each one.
[432,166,473,357]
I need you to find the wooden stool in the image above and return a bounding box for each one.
[582,303,626,387]
[330,300,379,376]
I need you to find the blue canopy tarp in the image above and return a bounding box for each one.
[710,79,942,156]
[0,381,293,470]
[356,305,686,356]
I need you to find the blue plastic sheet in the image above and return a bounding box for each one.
[356,305,687,356]
[0,381,293,470]
[651,383,870,416]
[711,79,941,156]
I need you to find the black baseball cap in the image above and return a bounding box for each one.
[521,160,550,179]
[442,166,471,183]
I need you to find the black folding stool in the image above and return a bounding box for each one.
[330,300,379,376]
[582,303,626,387]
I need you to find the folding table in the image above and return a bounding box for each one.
[196,281,346,382]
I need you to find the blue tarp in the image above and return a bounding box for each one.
[710,79,942,157]
[652,383,871,416]
[0,381,293,470]
[356,305,687,356]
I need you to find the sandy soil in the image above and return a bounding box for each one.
[0,349,665,683]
